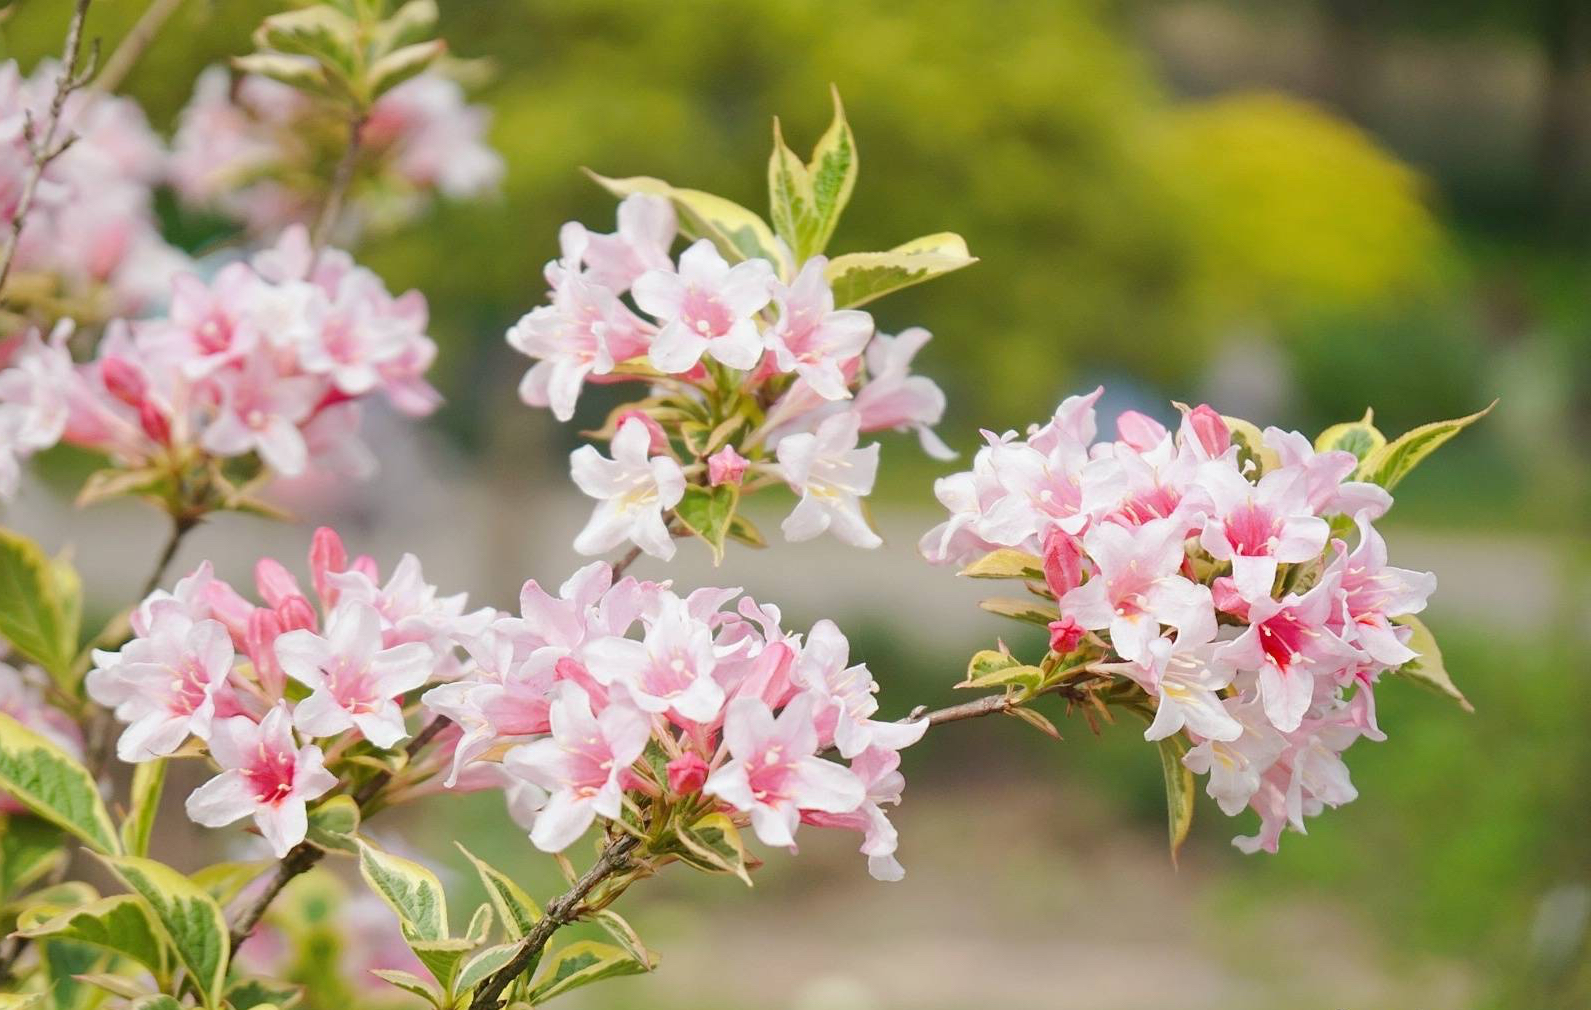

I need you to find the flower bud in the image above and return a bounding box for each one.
[1210,576,1249,620]
[246,607,286,697]
[1041,528,1084,598]
[1047,616,1085,654]
[137,400,170,445]
[707,445,749,487]
[100,355,147,407]
[666,752,710,796]
[254,558,302,608]
[1187,404,1230,456]
[275,594,318,633]
[309,526,348,607]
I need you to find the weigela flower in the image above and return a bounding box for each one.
[775,411,882,549]
[87,611,234,762]
[634,239,774,373]
[569,417,687,560]
[185,704,337,857]
[851,327,956,461]
[765,257,873,400]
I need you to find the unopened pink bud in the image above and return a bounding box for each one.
[1047,616,1085,654]
[1188,404,1230,456]
[616,410,669,454]
[707,445,749,487]
[137,400,170,445]
[309,526,348,606]
[254,558,302,608]
[100,355,147,407]
[666,752,709,795]
[275,595,317,633]
[1116,410,1168,451]
[246,608,286,697]
[203,580,256,642]
[1041,528,1084,598]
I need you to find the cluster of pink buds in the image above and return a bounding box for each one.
[0,225,440,503]
[171,68,503,238]
[923,388,1448,852]
[0,59,186,321]
[87,528,487,856]
[512,193,955,559]
[424,561,925,880]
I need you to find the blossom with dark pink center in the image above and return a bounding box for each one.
[87,612,233,762]
[185,705,336,857]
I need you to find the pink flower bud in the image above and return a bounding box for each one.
[1047,616,1085,654]
[1211,576,1249,620]
[254,558,302,608]
[137,400,170,445]
[309,526,348,607]
[275,595,317,633]
[666,752,709,795]
[616,410,669,454]
[1187,404,1230,456]
[707,445,749,487]
[1041,528,1084,598]
[203,580,257,643]
[246,607,286,697]
[100,355,147,407]
[1116,410,1168,451]
[351,555,380,582]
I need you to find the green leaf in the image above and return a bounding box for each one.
[367,39,445,99]
[725,512,767,549]
[672,484,739,565]
[1223,415,1278,476]
[0,527,82,684]
[1313,408,1386,463]
[0,711,119,855]
[824,232,976,308]
[1390,615,1472,712]
[959,649,1044,690]
[454,942,518,997]
[369,968,444,1006]
[189,860,270,906]
[15,895,168,980]
[1156,734,1195,864]
[465,902,493,944]
[371,0,439,52]
[1357,401,1496,490]
[958,549,1045,581]
[225,976,303,1010]
[674,812,753,886]
[357,840,447,941]
[304,795,360,854]
[455,844,540,941]
[0,994,49,1010]
[0,815,66,900]
[102,855,228,1008]
[231,53,332,95]
[255,6,360,79]
[592,909,654,968]
[587,171,787,271]
[526,940,654,1004]
[977,596,1060,627]
[72,973,151,1001]
[767,87,857,263]
[127,997,184,1010]
[120,759,166,859]
[407,937,474,992]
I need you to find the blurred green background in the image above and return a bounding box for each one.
[5,0,1591,1007]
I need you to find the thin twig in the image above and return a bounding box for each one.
[609,544,644,580]
[310,113,365,251]
[0,0,98,300]
[139,513,198,599]
[94,0,187,94]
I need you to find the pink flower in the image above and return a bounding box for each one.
[569,417,687,560]
[577,194,677,293]
[1058,515,1214,665]
[775,411,881,549]
[801,746,910,881]
[1197,463,1329,602]
[1218,576,1362,733]
[703,695,864,849]
[1047,616,1085,654]
[274,600,434,748]
[765,257,873,400]
[87,612,233,762]
[707,444,749,487]
[1182,696,1286,817]
[583,592,725,723]
[185,704,336,857]
[0,322,72,498]
[198,355,322,476]
[634,239,773,373]
[666,752,709,795]
[1324,513,1436,668]
[1115,410,1168,452]
[851,327,955,460]
[1101,626,1241,743]
[501,683,649,852]
[794,620,926,759]
[1180,403,1230,459]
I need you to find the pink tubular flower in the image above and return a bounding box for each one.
[569,417,687,560]
[274,600,434,748]
[0,323,72,499]
[582,592,725,723]
[1197,463,1330,602]
[1218,575,1362,733]
[703,695,865,849]
[87,613,233,762]
[507,265,652,423]
[851,327,956,461]
[666,752,709,795]
[1180,403,1231,459]
[184,704,337,857]
[802,745,910,882]
[765,257,873,400]
[501,683,650,852]
[795,620,927,759]
[774,411,882,549]
[578,194,677,292]
[1324,513,1436,668]
[634,239,774,373]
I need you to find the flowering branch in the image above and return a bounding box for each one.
[94,0,187,94]
[0,0,97,300]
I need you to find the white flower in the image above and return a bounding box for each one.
[569,417,686,560]
[774,411,882,549]
[633,239,773,373]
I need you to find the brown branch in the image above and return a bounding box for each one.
[139,512,198,599]
[0,0,97,301]
[310,113,365,251]
[94,0,186,94]
[609,544,644,580]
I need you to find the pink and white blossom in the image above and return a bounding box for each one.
[87,612,233,762]
[185,705,337,857]
[634,239,774,373]
[774,411,882,548]
[569,417,687,559]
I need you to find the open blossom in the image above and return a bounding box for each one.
[802,745,910,882]
[275,600,435,748]
[925,387,1444,853]
[569,417,687,560]
[88,612,233,762]
[185,705,337,857]
[502,683,650,852]
[765,257,873,400]
[574,193,677,293]
[704,695,865,849]
[634,239,774,373]
[796,620,927,758]
[851,327,955,460]
[582,592,725,722]
[775,411,882,548]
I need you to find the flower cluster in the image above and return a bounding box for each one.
[511,194,954,560]
[171,68,503,238]
[0,226,439,501]
[0,59,186,323]
[424,560,926,879]
[923,388,1437,852]
[88,528,486,856]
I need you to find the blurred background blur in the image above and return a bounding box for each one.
[4,1,1591,1007]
